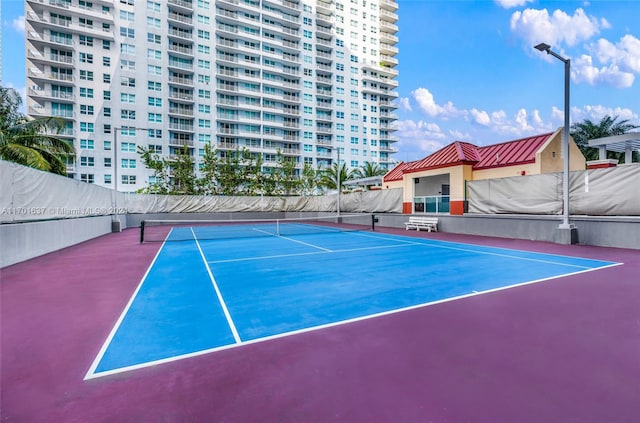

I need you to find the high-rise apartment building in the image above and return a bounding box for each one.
[25,0,398,192]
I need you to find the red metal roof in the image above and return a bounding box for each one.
[383,161,411,182]
[388,132,555,179]
[404,142,480,173]
[474,132,553,169]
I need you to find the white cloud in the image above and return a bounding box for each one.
[510,8,603,49]
[398,97,412,112]
[411,88,466,120]
[395,119,448,160]
[572,54,635,88]
[588,34,640,74]
[470,108,491,126]
[12,16,25,33]
[495,0,534,9]
[448,129,472,141]
[572,105,640,126]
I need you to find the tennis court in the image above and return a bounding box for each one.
[87,216,617,379]
[2,221,638,422]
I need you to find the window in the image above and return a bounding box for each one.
[147,49,161,60]
[80,156,95,167]
[120,27,135,38]
[121,109,136,120]
[79,70,93,81]
[147,33,161,44]
[148,81,162,91]
[79,35,93,46]
[79,88,94,98]
[148,129,163,138]
[79,53,93,64]
[120,142,136,152]
[120,93,136,103]
[104,174,112,184]
[80,139,94,149]
[121,175,137,185]
[104,158,111,167]
[121,159,136,169]
[121,77,135,87]
[80,174,94,183]
[148,113,162,123]
[103,141,112,150]
[79,105,94,115]
[80,122,94,132]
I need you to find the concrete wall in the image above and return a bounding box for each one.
[375,213,640,250]
[0,215,123,268]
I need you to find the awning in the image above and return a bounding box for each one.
[588,132,640,162]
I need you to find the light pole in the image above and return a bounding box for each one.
[112,126,149,231]
[336,147,341,216]
[534,43,575,241]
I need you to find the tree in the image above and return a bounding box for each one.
[571,115,639,162]
[357,161,386,178]
[319,162,356,191]
[137,143,196,194]
[0,87,75,175]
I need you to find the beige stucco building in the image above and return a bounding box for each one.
[383,128,585,214]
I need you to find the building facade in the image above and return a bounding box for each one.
[383,129,586,214]
[25,0,398,192]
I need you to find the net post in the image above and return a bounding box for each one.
[371,214,377,231]
[140,220,145,243]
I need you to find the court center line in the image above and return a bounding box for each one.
[207,242,417,264]
[252,227,334,252]
[191,228,242,344]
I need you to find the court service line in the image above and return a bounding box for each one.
[351,231,617,269]
[207,242,417,264]
[191,228,242,344]
[252,227,334,252]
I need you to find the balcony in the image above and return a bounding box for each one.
[168,0,193,11]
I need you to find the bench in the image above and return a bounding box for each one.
[404,216,438,232]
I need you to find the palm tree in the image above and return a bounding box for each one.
[356,161,386,178]
[571,115,639,162]
[0,87,75,175]
[319,162,356,191]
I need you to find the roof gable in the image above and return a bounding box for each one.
[404,141,480,173]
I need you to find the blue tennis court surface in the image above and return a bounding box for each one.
[86,227,618,379]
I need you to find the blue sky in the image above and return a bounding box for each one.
[2,0,639,162]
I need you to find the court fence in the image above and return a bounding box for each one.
[467,164,640,215]
[2,160,639,267]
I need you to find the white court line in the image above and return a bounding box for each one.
[253,227,335,252]
[84,228,174,380]
[208,242,416,264]
[191,227,242,344]
[85,260,622,380]
[348,231,619,269]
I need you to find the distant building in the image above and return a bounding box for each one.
[383,128,586,214]
[25,0,399,191]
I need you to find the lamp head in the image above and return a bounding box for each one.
[534,43,551,53]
